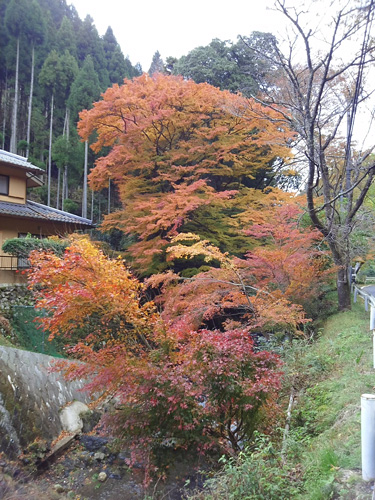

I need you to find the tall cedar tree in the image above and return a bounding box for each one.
[4,0,28,153]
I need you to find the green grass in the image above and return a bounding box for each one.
[0,333,15,347]
[289,302,372,499]
[186,301,374,499]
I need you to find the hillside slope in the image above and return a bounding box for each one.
[187,302,375,499]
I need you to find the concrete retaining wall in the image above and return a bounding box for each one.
[0,346,91,458]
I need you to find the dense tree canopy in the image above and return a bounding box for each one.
[79,73,293,272]
[172,33,279,95]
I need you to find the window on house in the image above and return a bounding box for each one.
[0,175,9,195]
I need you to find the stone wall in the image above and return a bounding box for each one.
[0,346,91,458]
[0,284,34,317]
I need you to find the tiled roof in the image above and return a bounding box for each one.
[0,150,44,174]
[0,200,93,226]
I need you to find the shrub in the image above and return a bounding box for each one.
[2,235,68,259]
[185,434,301,499]
[102,328,281,483]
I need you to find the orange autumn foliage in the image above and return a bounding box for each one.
[243,203,329,303]
[148,196,331,336]
[28,235,156,351]
[78,74,293,269]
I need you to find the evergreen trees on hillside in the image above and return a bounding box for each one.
[171,33,278,96]
[0,0,140,216]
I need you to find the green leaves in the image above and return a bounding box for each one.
[4,0,28,39]
[2,235,68,258]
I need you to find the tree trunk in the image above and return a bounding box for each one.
[26,44,35,159]
[91,189,94,221]
[47,93,54,207]
[10,37,19,153]
[337,265,351,311]
[56,168,60,210]
[82,140,88,218]
[64,166,68,201]
[62,108,70,210]
[1,76,7,150]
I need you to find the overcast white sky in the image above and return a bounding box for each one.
[70,0,280,71]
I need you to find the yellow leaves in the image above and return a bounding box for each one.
[28,235,156,350]
[171,233,201,243]
[167,234,231,268]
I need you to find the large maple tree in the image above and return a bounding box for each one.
[78,73,293,272]
[27,235,282,480]
[147,190,330,336]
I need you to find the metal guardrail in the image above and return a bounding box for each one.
[353,284,375,370]
[353,283,375,332]
[353,282,375,477]
[0,255,29,271]
[353,284,375,308]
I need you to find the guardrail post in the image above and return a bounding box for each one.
[371,307,375,331]
[354,287,358,303]
[365,296,369,312]
[362,394,375,480]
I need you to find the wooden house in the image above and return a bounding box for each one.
[0,150,92,284]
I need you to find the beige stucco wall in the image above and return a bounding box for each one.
[0,165,26,204]
[0,217,78,240]
[0,219,63,246]
[0,269,25,284]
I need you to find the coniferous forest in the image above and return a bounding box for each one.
[0,0,141,217]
